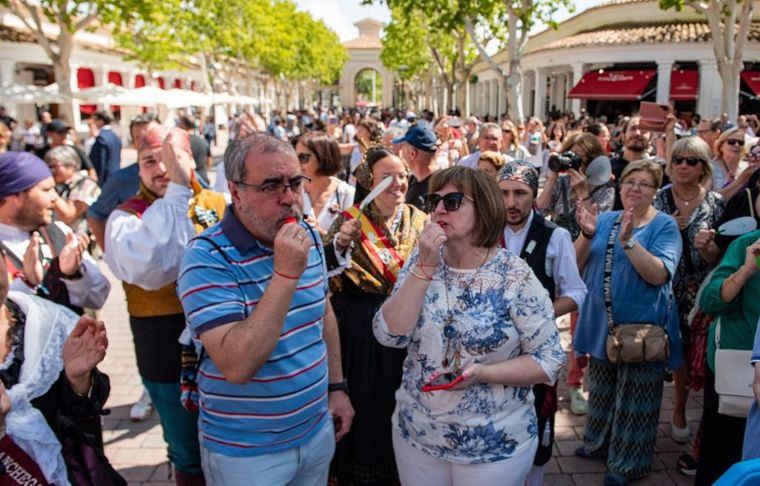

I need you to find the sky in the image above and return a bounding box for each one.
[294,0,610,42]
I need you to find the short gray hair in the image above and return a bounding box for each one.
[479,122,502,137]
[224,133,296,183]
[45,145,80,170]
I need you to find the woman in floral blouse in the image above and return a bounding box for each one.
[373,166,564,485]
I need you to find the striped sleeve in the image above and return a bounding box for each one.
[179,237,247,336]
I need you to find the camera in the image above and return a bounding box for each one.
[548,150,583,172]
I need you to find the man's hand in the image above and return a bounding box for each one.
[328,391,354,441]
[273,222,313,279]
[59,232,89,277]
[23,232,44,286]
[162,131,194,187]
[63,315,108,395]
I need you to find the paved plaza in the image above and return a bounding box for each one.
[95,260,703,486]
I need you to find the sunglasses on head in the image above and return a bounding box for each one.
[422,192,473,213]
[672,155,702,167]
[726,138,744,146]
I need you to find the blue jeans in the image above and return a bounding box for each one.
[142,379,202,474]
[200,420,335,486]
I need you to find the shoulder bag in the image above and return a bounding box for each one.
[714,318,755,417]
[603,216,670,363]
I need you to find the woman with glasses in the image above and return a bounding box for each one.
[710,128,757,200]
[501,120,530,161]
[373,166,564,485]
[45,145,101,235]
[325,146,427,485]
[295,132,355,236]
[652,137,724,448]
[573,160,683,486]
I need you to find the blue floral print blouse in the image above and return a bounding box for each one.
[373,247,565,464]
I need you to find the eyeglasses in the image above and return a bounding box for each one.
[422,192,474,213]
[621,180,657,191]
[725,138,744,146]
[234,175,311,197]
[297,153,312,164]
[672,155,703,167]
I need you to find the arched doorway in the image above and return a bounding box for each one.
[355,68,383,107]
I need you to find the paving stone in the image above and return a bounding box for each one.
[557,456,609,474]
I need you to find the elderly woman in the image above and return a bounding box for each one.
[45,145,101,234]
[325,146,427,485]
[653,137,724,443]
[295,131,355,235]
[573,160,683,486]
[0,251,120,485]
[477,150,506,180]
[711,128,757,200]
[696,230,760,485]
[537,132,615,240]
[373,166,564,485]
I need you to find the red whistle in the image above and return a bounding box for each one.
[284,217,297,225]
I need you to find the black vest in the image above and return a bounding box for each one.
[517,212,557,301]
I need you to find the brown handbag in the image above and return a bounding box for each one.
[603,216,670,364]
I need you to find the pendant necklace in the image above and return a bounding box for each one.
[672,185,700,207]
[441,247,491,370]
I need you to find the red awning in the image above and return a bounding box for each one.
[173,79,182,89]
[108,72,123,86]
[741,71,760,97]
[670,70,698,101]
[134,74,146,88]
[77,68,97,114]
[568,69,656,101]
[157,77,166,89]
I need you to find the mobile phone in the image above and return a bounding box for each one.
[639,102,670,132]
[421,372,464,392]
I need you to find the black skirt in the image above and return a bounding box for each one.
[330,290,406,486]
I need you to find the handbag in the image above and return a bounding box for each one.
[714,319,755,417]
[603,215,670,364]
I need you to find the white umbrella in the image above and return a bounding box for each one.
[0,83,66,104]
[211,92,236,104]
[74,83,129,102]
[165,89,212,108]
[234,95,259,106]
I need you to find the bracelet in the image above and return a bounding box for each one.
[274,270,300,280]
[409,268,432,282]
[581,230,595,240]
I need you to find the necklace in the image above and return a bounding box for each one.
[672,185,701,206]
[441,247,491,370]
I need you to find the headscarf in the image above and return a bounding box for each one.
[0,152,52,199]
[137,125,191,154]
[498,160,539,196]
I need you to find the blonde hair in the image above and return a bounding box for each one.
[715,127,747,160]
[667,136,713,184]
[478,151,506,171]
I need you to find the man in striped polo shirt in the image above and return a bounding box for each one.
[178,133,354,484]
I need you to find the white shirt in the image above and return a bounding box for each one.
[502,211,587,309]
[0,221,111,309]
[302,178,355,233]
[104,182,196,290]
[457,151,480,169]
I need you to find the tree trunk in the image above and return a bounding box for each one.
[507,60,524,122]
[53,30,75,125]
[720,62,741,121]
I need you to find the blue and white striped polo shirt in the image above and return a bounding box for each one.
[178,207,329,457]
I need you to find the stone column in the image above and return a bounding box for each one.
[0,59,15,86]
[656,60,674,104]
[570,63,585,115]
[70,65,82,129]
[533,69,547,120]
[698,59,722,118]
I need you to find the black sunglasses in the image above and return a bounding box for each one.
[672,155,702,167]
[423,192,473,213]
[726,138,744,146]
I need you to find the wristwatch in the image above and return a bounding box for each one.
[623,238,637,250]
[328,380,349,394]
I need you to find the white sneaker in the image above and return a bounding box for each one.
[130,389,154,422]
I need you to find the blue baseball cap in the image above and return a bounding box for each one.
[392,124,438,153]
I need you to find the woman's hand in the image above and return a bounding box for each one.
[672,209,688,231]
[418,221,447,268]
[694,228,715,252]
[447,363,483,391]
[567,169,589,199]
[741,236,760,276]
[63,316,108,396]
[575,199,598,237]
[619,208,635,245]
[335,218,361,252]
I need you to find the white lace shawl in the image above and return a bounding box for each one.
[4,291,77,486]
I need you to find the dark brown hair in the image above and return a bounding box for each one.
[299,131,342,177]
[428,166,506,248]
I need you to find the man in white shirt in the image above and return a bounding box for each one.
[498,160,587,486]
[457,123,502,169]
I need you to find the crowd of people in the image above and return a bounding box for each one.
[1,101,760,486]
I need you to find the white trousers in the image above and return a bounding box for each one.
[392,430,538,486]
